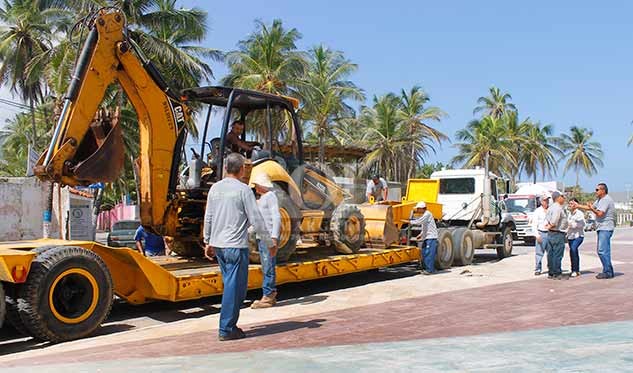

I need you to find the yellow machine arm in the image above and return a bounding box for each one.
[34,8,190,231]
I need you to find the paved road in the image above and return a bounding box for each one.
[2,228,631,371]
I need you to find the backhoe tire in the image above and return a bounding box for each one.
[0,283,5,329]
[171,241,203,257]
[17,246,113,343]
[331,204,366,254]
[451,228,475,266]
[496,226,514,259]
[435,228,454,270]
[250,187,300,264]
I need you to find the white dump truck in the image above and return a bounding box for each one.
[426,166,516,268]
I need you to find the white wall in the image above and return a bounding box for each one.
[0,177,59,240]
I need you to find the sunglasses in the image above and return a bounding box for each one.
[595,188,603,191]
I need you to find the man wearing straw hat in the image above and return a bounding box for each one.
[249,174,281,309]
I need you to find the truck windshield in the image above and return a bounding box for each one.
[506,198,536,213]
[439,178,475,194]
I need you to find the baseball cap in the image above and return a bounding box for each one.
[415,201,427,209]
[541,193,551,200]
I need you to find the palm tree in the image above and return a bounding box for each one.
[296,45,364,165]
[397,86,448,178]
[0,0,67,147]
[223,19,306,95]
[558,126,604,188]
[360,94,411,183]
[452,116,516,177]
[520,121,561,183]
[473,86,517,119]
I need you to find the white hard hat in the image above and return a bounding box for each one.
[249,173,274,189]
[415,201,427,209]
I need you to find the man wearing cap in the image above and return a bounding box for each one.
[249,174,281,309]
[366,175,388,202]
[531,194,551,275]
[571,182,616,279]
[544,191,568,279]
[203,153,273,341]
[411,201,439,275]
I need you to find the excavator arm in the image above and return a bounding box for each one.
[34,8,190,232]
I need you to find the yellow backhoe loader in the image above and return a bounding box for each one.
[33,7,388,263]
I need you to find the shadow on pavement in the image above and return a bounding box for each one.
[274,295,328,307]
[247,318,326,338]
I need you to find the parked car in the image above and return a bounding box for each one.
[584,219,597,232]
[107,220,140,248]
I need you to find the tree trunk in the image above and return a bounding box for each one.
[318,121,325,167]
[29,98,37,147]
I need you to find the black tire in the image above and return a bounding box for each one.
[496,226,514,259]
[171,241,203,257]
[435,228,454,270]
[250,187,300,264]
[451,227,475,266]
[17,246,114,343]
[4,284,27,335]
[331,204,366,254]
[0,283,5,329]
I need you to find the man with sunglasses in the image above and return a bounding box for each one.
[571,183,615,279]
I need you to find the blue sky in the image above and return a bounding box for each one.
[2,1,631,192]
[177,0,632,192]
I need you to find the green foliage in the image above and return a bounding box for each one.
[558,126,604,187]
[417,162,446,179]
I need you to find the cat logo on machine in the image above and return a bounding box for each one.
[171,103,186,129]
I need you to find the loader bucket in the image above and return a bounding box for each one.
[73,109,125,183]
[359,204,400,249]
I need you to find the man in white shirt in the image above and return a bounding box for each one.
[411,201,439,275]
[545,191,568,280]
[531,194,550,276]
[566,197,585,278]
[366,175,388,202]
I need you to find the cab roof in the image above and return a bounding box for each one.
[181,86,299,111]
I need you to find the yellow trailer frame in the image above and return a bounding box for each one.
[0,239,419,305]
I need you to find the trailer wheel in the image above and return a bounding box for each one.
[435,228,454,270]
[18,246,113,343]
[0,283,5,329]
[331,204,366,254]
[451,228,475,266]
[496,226,514,259]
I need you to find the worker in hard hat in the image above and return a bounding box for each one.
[411,201,438,275]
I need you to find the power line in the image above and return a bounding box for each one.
[0,97,30,110]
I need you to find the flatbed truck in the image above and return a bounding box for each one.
[0,240,418,342]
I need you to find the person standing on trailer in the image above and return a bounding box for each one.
[203,153,273,341]
[412,201,439,275]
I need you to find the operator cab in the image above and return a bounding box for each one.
[180,86,303,187]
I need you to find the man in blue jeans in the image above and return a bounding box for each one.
[203,153,273,341]
[573,183,616,279]
[412,201,439,275]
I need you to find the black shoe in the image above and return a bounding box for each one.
[218,327,246,341]
[554,274,563,280]
[534,271,541,276]
[596,273,614,279]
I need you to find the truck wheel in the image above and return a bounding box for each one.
[435,228,454,270]
[0,283,5,329]
[17,246,114,343]
[331,204,366,254]
[171,241,203,257]
[496,227,514,259]
[451,228,475,266]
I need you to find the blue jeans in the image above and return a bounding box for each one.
[419,239,438,273]
[535,231,549,272]
[568,237,584,273]
[215,248,249,337]
[597,230,614,276]
[258,240,276,296]
[546,232,565,276]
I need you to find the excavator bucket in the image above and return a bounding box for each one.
[73,108,125,183]
[359,204,400,249]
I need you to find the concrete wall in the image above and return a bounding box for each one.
[0,177,59,240]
